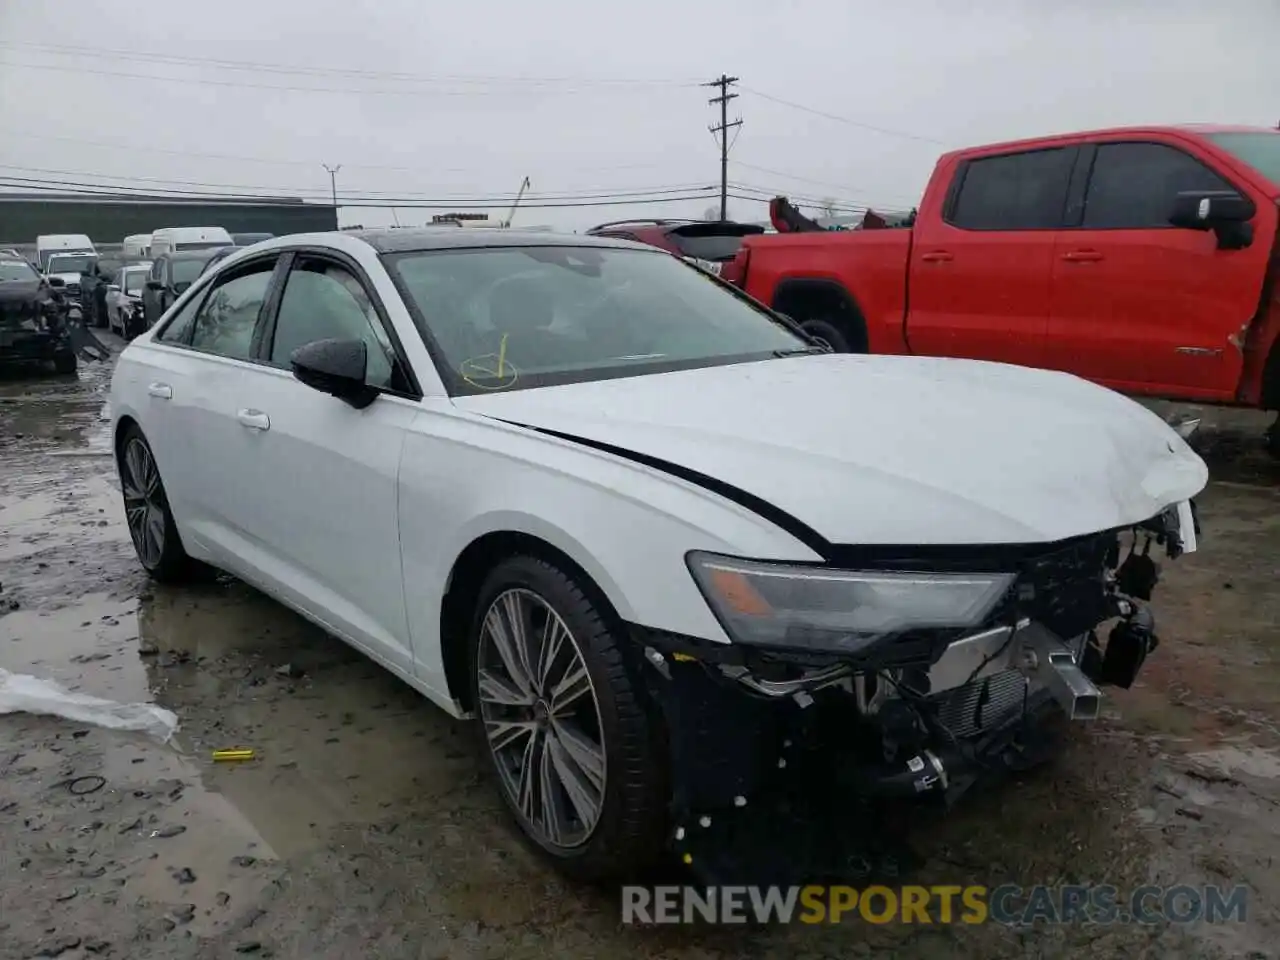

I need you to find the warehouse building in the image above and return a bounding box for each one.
[0,192,337,246]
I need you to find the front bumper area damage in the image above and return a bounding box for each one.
[633,507,1195,885]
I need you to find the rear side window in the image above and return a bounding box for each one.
[156,295,201,344]
[947,148,1075,230]
[1080,142,1234,229]
[188,261,276,360]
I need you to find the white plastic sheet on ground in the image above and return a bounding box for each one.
[0,668,178,742]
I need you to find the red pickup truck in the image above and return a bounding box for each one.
[728,125,1280,440]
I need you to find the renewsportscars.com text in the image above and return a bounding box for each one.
[621,884,1249,926]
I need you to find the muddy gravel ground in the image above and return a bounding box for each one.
[1,345,1278,960]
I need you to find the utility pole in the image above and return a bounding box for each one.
[322,163,342,212]
[703,75,741,221]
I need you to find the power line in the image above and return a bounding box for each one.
[3,129,677,177]
[0,164,714,202]
[0,41,700,88]
[0,176,719,210]
[0,57,694,98]
[703,74,743,221]
[731,160,923,203]
[739,85,946,145]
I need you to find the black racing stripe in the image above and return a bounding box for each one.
[498,420,834,559]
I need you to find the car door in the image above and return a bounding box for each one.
[1045,140,1269,399]
[230,250,421,675]
[142,255,283,567]
[906,146,1077,367]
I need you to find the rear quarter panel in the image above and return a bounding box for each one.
[739,230,913,353]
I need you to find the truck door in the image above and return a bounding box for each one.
[1045,140,1268,400]
[907,146,1076,367]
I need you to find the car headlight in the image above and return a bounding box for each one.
[686,551,1015,654]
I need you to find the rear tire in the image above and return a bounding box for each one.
[468,555,667,882]
[52,350,77,375]
[117,425,209,583]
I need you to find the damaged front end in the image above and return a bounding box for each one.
[634,502,1198,885]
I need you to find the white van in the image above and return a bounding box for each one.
[122,234,152,259]
[149,226,233,257]
[36,234,96,272]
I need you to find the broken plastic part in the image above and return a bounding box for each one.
[0,668,178,742]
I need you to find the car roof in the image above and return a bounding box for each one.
[345,227,646,254]
[165,248,227,261]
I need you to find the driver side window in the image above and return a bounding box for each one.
[268,257,401,390]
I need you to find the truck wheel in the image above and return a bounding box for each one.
[469,555,666,882]
[52,350,77,375]
[1266,415,1280,459]
[800,318,857,353]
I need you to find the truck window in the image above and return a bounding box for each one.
[946,148,1074,231]
[1080,142,1233,229]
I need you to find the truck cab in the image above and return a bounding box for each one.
[735,125,1280,412]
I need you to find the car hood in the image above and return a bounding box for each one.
[0,280,52,329]
[453,354,1209,546]
[50,272,81,285]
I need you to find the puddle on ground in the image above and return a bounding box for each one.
[0,471,124,563]
[0,593,149,703]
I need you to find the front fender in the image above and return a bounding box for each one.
[396,408,821,694]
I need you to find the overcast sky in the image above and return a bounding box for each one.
[0,0,1276,231]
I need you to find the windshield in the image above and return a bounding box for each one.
[172,256,214,285]
[122,268,148,294]
[1205,131,1280,186]
[47,254,95,275]
[0,260,38,282]
[387,245,808,394]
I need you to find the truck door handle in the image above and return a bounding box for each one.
[236,409,271,431]
[1061,249,1104,262]
[920,251,954,263]
[146,382,172,400]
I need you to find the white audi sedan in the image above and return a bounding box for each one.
[110,229,1207,882]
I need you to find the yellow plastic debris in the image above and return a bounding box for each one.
[211,749,256,762]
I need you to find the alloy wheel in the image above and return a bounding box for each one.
[477,588,607,849]
[121,438,166,569]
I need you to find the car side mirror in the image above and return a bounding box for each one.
[290,338,378,409]
[1169,190,1255,250]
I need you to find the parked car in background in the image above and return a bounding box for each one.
[586,219,766,275]
[231,232,274,246]
[36,234,96,272]
[123,234,152,259]
[44,252,97,302]
[141,250,226,330]
[728,124,1280,448]
[0,252,77,375]
[149,226,234,257]
[109,228,1205,883]
[107,262,152,339]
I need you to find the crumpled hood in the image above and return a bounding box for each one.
[0,280,51,330]
[454,354,1209,546]
[50,272,81,286]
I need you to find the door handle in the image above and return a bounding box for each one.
[236,409,271,431]
[147,382,172,400]
[1061,249,1104,262]
[920,251,954,263]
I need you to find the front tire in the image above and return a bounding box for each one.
[117,426,206,583]
[469,555,666,882]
